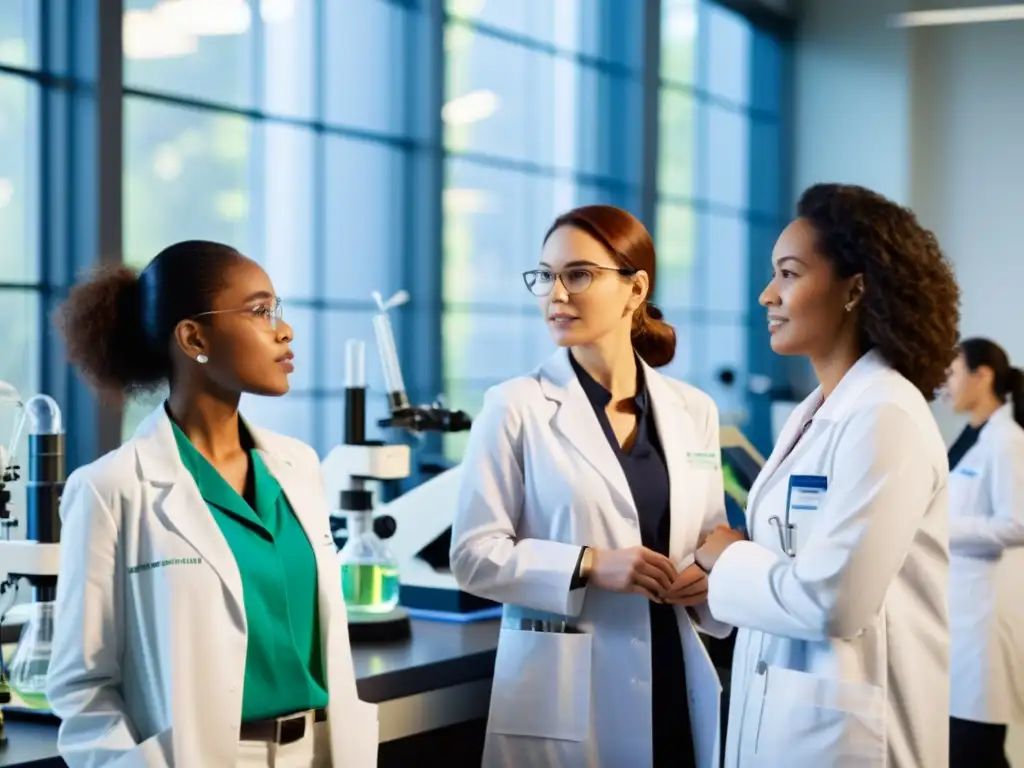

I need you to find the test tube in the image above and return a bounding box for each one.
[344,340,367,445]
[372,310,411,413]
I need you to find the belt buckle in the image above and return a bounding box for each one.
[275,712,307,745]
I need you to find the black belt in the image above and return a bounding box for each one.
[240,708,327,745]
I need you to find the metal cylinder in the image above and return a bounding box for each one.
[27,433,64,545]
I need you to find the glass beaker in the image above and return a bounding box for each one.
[7,601,54,710]
[339,512,400,614]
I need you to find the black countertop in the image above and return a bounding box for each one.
[0,618,500,768]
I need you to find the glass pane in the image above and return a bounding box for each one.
[0,289,40,521]
[445,30,618,174]
[0,0,39,69]
[252,122,315,298]
[703,2,751,106]
[323,135,404,302]
[655,202,696,309]
[123,0,253,108]
[123,98,251,269]
[443,158,529,307]
[240,392,315,446]
[441,380,489,462]
[660,0,697,85]
[0,75,38,282]
[443,310,540,383]
[262,0,315,119]
[651,310,693,383]
[527,176,614,259]
[702,104,749,210]
[445,0,639,66]
[279,303,315,393]
[700,213,749,314]
[323,310,388,394]
[324,0,408,134]
[657,88,695,199]
[750,119,781,217]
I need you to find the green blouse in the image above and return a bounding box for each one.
[170,420,329,721]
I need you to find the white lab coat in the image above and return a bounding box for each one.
[45,406,379,768]
[450,348,731,768]
[707,349,951,768]
[948,404,1024,725]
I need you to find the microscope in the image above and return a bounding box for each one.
[321,291,472,642]
[0,386,65,732]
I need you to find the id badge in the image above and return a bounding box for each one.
[777,474,827,556]
[787,474,828,514]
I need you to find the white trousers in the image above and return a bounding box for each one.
[235,716,332,767]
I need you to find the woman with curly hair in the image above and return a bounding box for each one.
[694,183,960,768]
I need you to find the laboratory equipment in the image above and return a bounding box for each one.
[0,388,66,718]
[322,291,472,641]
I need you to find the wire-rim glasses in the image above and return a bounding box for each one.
[522,265,638,297]
[191,297,284,330]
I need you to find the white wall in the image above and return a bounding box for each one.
[793,3,1024,763]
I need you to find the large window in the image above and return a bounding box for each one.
[0,2,42,520]
[4,0,791,486]
[441,0,646,457]
[120,0,424,458]
[656,0,787,451]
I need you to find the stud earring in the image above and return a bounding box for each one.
[845,303,854,313]
[196,354,209,364]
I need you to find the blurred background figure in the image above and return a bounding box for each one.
[944,338,1024,768]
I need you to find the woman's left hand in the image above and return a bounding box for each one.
[695,524,746,572]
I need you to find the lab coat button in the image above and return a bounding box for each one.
[755,660,767,675]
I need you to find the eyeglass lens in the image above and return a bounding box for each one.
[523,269,593,297]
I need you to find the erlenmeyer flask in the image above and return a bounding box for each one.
[7,601,55,710]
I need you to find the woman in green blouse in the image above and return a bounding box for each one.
[46,241,378,767]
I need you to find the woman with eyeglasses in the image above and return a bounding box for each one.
[46,241,377,767]
[450,205,732,768]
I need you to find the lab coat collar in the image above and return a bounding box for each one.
[803,348,891,424]
[537,348,694,545]
[131,405,313,623]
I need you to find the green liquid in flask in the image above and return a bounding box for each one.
[10,686,49,710]
[341,563,400,613]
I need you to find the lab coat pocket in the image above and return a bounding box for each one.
[756,666,885,767]
[488,628,592,742]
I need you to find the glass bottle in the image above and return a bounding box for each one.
[7,601,54,710]
[338,511,400,614]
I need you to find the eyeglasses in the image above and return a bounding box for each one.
[522,266,638,297]
[192,297,284,330]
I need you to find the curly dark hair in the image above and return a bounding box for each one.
[54,241,242,396]
[797,183,960,400]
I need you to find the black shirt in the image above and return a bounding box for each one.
[949,422,984,472]
[570,353,696,768]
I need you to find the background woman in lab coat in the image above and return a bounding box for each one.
[450,205,732,768]
[944,337,1024,768]
[45,242,376,767]
[695,183,961,768]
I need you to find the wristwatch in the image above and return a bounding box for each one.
[578,546,595,583]
[569,546,596,590]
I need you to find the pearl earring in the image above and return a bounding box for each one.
[845,303,854,313]
[196,354,209,364]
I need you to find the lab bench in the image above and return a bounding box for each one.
[0,618,500,768]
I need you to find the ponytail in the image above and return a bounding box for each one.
[54,265,169,396]
[632,302,677,368]
[1009,367,1024,429]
